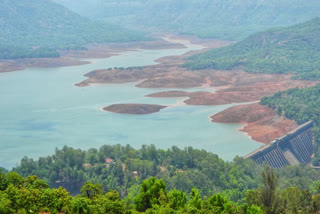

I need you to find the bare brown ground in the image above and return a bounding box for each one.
[74,36,319,143]
[76,39,233,87]
[145,70,315,105]
[103,103,167,115]
[2,35,317,144]
[211,103,299,144]
[184,71,316,105]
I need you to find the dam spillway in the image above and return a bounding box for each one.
[245,121,314,168]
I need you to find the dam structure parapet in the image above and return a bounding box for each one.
[245,121,313,168]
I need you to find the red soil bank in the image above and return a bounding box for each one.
[211,103,298,144]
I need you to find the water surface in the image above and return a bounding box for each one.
[0,45,260,168]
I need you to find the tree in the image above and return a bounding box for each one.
[261,164,279,214]
[4,184,20,211]
[167,189,187,210]
[24,175,49,189]
[54,187,72,212]
[279,187,301,213]
[245,189,262,207]
[134,177,167,212]
[0,192,14,214]
[203,193,236,213]
[80,182,103,199]
[0,169,8,191]
[187,188,202,213]
[245,205,264,214]
[6,172,24,187]
[72,197,89,214]
[102,190,125,214]
[312,195,320,213]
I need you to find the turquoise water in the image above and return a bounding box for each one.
[0,45,260,168]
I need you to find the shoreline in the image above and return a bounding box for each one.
[72,35,316,144]
[1,34,315,147]
[236,123,266,146]
[211,102,299,144]
[0,35,191,74]
[102,103,167,115]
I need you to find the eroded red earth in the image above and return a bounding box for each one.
[2,35,317,144]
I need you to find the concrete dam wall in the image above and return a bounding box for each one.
[245,121,313,168]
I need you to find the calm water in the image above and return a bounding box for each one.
[0,45,260,168]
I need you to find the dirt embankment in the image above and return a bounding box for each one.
[75,36,318,143]
[103,104,167,115]
[211,103,298,144]
[184,72,315,105]
[77,40,315,104]
[75,39,232,88]
[146,91,208,98]
[145,70,315,105]
[3,34,316,144]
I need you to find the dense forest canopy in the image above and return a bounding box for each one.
[54,0,320,41]
[9,144,320,206]
[2,156,320,213]
[184,18,320,81]
[261,85,320,164]
[0,0,147,59]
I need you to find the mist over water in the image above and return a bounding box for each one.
[0,45,260,169]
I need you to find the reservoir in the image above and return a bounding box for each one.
[0,44,260,168]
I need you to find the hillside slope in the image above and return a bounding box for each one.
[184,18,320,80]
[0,0,146,59]
[261,85,320,163]
[55,0,320,41]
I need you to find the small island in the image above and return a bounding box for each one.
[103,104,167,115]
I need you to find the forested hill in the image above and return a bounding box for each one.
[183,18,320,81]
[54,0,320,41]
[0,0,146,59]
[261,85,320,164]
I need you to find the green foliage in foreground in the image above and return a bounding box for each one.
[11,144,320,204]
[2,165,320,213]
[261,85,320,163]
[184,18,320,81]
